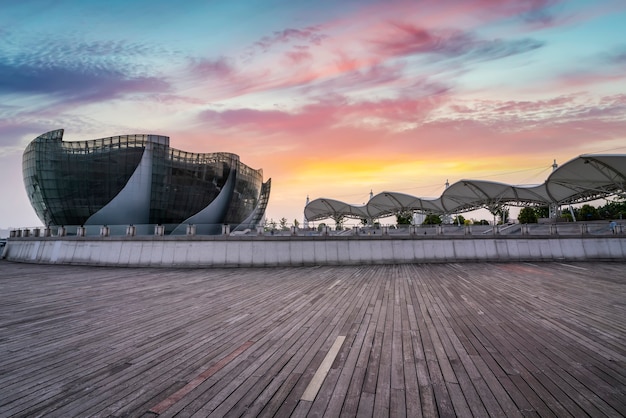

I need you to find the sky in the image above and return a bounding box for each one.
[1,0,626,229]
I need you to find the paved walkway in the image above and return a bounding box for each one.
[0,261,624,417]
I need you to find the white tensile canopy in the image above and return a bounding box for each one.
[304,154,626,222]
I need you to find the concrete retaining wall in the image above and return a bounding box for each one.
[3,236,626,267]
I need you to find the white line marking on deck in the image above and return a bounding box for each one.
[328,280,341,290]
[557,263,588,270]
[301,335,346,402]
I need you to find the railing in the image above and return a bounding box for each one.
[6,221,624,239]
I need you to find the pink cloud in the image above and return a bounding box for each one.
[187,57,235,79]
[370,23,467,57]
[554,71,626,90]
[369,21,543,62]
[493,96,577,113]
[301,62,410,95]
[197,89,450,136]
[183,57,395,103]
[443,93,626,130]
[285,49,312,65]
[338,0,563,34]
[198,102,341,134]
[253,26,328,53]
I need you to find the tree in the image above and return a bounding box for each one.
[266,218,277,231]
[534,206,550,218]
[279,217,289,231]
[422,214,442,225]
[494,208,509,224]
[396,212,412,226]
[578,204,599,221]
[317,223,326,232]
[293,219,299,228]
[518,207,538,224]
[597,199,626,219]
[452,215,465,225]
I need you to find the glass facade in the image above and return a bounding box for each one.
[22,129,270,234]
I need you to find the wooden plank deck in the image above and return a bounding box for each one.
[0,260,624,417]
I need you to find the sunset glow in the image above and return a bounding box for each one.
[1,0,625,228]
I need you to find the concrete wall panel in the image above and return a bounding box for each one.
[348,240,360,264]
[148,242,165,266]
[452,240,475,261]
[171,242,189,267]
[560,239,585,260]
[536,239,555,260]
[526,240,542,259]
[62,242,77,264]
[606,239,623,258]
[104,241,120,265]
[619,239,626,258]
[583,238,608,258]
[438,241,455,261]
[289,241,303,266]
[240,241,252,265]
[263,241,278,266]
[489,240,503,260]
[87,242,102,264]
[240,241,254,266]
[222,242,238,266]
[273,241,289,266]
[135,242,151,266]
[505,240,520,261]
[211,241,227,266]
[334,240,348,265]
[251,241,266,265]
[517,240,532,259]
[79,242,93,263]
[487,240,501,261]
[392,240,410,262]
[37,241,52,261]
[127,242,144,266]
[354,240,365,264]
[380,241,395,264]
[117,242,132,265]
[422,241,437,261]
[300,241,315,265]
[313,241,327,265]
[29,241,41,261]
[611,239,626,260]
[12,242,25,260]
[159,242,174,266]
[412,241,425,261]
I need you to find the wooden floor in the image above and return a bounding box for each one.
[0,261,624,417]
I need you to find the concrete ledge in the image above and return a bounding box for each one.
[4,235,626,267]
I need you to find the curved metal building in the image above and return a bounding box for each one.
[23,129,271,234]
